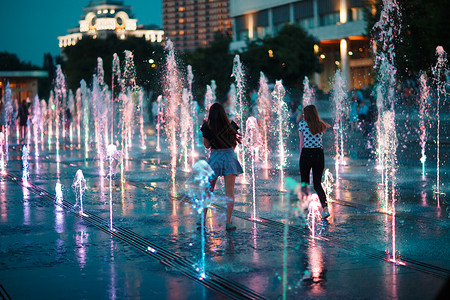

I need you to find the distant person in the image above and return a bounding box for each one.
[298,105,331,219]
[357,99,369,132]
[201,103,243,231]
[17,101,29,140]
[349,90,359,129]
[64,108,72,132]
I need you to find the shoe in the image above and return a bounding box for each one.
[321,207,330,219]
[226,223,236,231]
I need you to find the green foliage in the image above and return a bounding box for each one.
[242,24,320,90]
[63,35,164,97]
[184,33,234,103]
[367,0,450,78]
[185,25,319,104]
[0,51,40,71]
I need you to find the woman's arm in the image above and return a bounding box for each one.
[299,132,304,155]
[203,137,211,149]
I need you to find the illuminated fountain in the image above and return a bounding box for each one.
[431,46,447,202]
[257,72,272,169]
[80,80,90,158]
[187,65,198,163]
[138,90,147,150]
[302,76,315,107]
[163,40,182,184]
[187,160,216,279]
[272,80,289,191]
[331,70,348,179]
[227,83,237,121]
[210,80,217,102]
[203,84,214,118]
[22,145,30,186]
[372,0,401,263]
[76,87,82,147]
[55,182,63,206]
[31,95,42,157]
[0,133,6,175]
[55,65,67,141]
[121,51,139,159]
[231,55,248,183]
[39,99,46,150]
[418,72,429,176]
[106,144,122,231]
[92,75,106,175]
[68,90,75,144]
[48,92,55,149]
[322,169,334,203]
[72,169,86,215]
[181,88,193,171]
[306,194,323,238]
[112,53,121,144]
[244,116,262,221]
[155,95,163,152]
[3,83,13,161]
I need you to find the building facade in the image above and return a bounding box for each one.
[58,1,164,50]
[163,0,232,51]
[0,71,48,104]
[229,0,373,91]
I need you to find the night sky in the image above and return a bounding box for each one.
[0,0,162,66]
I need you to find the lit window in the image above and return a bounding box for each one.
[179,30,184,35]
[179,7,185,11]
[179,19,185,23]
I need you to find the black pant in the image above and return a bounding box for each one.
[300,148,327,208]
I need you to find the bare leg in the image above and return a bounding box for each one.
[224,174,236,224]
[202,179,217,222]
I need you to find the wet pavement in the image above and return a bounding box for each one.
[0,100,449,299]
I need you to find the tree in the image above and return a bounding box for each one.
[63,35,164,97]
[366,0,450,79]
[38,53,55,99]
[242,24,320,90]
[184,33,234,103]
[0,51,40,71]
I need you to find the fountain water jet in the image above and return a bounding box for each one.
[0,133,6,176]
[418,72,429,177]
[244,116,263,221]
[163,40,182,179]
[22,146,30,186]
[187,160,216,279]
[3,83,13,160]
[302,76,315,107]
[272,80,289,191]
[431,46,448,202]
[155,95,163,152]
[72,169,87,215]
[331,70,348,179]
[106,144,122,231]
[231,55,248,183]
[257,72,272,169]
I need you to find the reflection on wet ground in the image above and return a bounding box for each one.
[0,101,449,299]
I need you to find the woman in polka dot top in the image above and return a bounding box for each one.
[298,105,331,219]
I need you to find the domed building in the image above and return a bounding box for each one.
[58,1,163,49]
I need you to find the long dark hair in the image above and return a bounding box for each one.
[207,103,241,148]
[303,105,330,135]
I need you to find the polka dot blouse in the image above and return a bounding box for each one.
[298,120,323,149]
